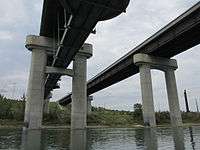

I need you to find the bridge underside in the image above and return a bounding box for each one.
[40,0,130,98]
[59,2,200,106]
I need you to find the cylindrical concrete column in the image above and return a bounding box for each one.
[24,35,54,130]
[71,44,93,130]
[139,64,156,127]
[43,98,50,114]
[43,92,52,114]
[24,48,47,129]
[165,69,182,126]
[87,96,93,115]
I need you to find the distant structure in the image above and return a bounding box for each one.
[195,99,199,113]
[184,90,190,112]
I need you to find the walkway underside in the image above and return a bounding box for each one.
[40,0,130,98]
[59,2,200,106]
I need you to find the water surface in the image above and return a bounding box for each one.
[0,126,200,150]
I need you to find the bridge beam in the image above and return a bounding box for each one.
[24,35,54,130]
[71,44,93,130]
[134,53,182,127]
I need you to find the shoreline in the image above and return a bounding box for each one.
[1,123,200,130]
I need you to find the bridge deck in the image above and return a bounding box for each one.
[39,0,130,98]
[59,2,200,105]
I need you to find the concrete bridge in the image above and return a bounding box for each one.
[58,2,200,126]
[24,0,200,130]
[24,0,130,130]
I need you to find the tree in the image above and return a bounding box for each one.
[133,103,143,121]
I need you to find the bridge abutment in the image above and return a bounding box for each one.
[24,35,54,130]
[71,44,93,130]
[134,53,182,127]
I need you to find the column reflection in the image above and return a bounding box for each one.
[172,127,185,150]
[135,128,158,150]
[21,129,42,150]
[71,129,87,150]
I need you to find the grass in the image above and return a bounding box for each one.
[0,97,200,127]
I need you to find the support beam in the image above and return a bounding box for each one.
[71,43,93,130]
[45,66,74,77]
[24,35,54,130]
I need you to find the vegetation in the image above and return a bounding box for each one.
[0,94,200,127]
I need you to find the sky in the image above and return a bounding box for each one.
[0,0,200,111]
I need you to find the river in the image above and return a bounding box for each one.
[0,126,200,149]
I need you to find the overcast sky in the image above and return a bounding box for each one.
[0,0,200,111]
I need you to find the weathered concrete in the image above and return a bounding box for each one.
[165,69,183,126]
[134,53,182,127]
[138,64,156,127]
[43,98,49,114]
[43,93,52,114]
[71,43,93,130]
[45,66,74,77]
[87,96,93,115]
[24,35,54,130]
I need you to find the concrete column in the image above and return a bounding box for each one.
[165,69,182,126]
[24,35,53,130]
[43,98,50,114]
[71,44,93,130]
[87,96,93,115]
[139,64,156,127]
[43,92,52,114]
[134,53,183,127]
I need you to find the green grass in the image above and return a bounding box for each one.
[0,96,200,127]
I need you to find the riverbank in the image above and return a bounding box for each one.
[0,98,200,128]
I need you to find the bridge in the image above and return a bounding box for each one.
[23,0,200,130]
[59,2,200,105]
[58,2,200,126]
[24,0,130,130]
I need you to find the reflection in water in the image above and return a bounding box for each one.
[144,128,158,150]
[71,129,87,150]
[189,127,195,150]
[0,126,199,149]
[21,130,42,150]
[172,127,185,150]
[135,128,158,150]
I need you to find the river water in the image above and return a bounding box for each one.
[0,126,200,150]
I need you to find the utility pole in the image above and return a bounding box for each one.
[195,98,199,113]
[184,90,190,112]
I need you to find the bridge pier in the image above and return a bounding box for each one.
[165,69,182,126]
[24,35,53,130]
[87,96,93,115]
[71,44,93,130]
[134,53,182,127]
[43,93,52,114]
[138,64,156,126]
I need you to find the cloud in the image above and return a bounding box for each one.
[0,0,200,111]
